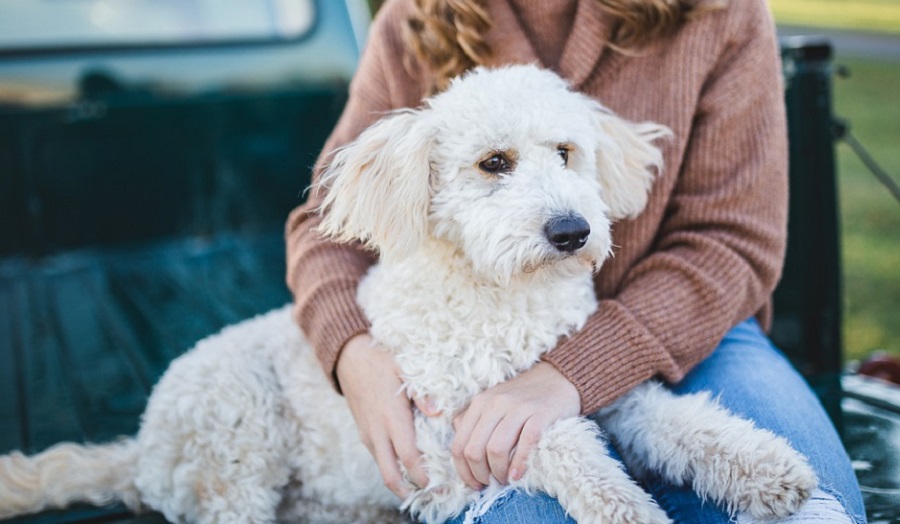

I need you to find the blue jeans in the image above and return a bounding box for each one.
[445,319,866,524]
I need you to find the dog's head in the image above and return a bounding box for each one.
[317,65,669,283]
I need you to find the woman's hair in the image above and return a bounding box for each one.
[403,0,724,93]
[598,0,725,49]
[402,0,493,94]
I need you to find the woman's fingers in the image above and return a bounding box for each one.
[370,432,410,498]
[451,393,524,487]
[413,395,442,417]
[389,401,430,490]
[507,416,547,482]
[450,362,581,487]
[485,412,529,484]
[336,333,428,498]
[450,406,486,489]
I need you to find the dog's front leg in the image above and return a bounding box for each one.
[596,381,817,520]
[401,415,474,524]
[514,417,671,524]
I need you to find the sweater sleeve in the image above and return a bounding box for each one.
[543,0,789,414]
[285,0,422,388]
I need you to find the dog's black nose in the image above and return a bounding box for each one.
[545,215,590,253]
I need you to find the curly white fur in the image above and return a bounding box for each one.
[0,65,816,524]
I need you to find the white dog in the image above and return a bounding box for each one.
[0,65,816,524]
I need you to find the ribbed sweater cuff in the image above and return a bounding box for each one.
[542,300,682,415]
[293,278,371,393]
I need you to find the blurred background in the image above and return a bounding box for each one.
[767,0,900,364]
[366,0,900,364]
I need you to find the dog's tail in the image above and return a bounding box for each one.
[0,439,141,518]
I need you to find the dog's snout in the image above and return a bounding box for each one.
[545,215,590,253]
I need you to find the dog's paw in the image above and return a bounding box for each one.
[561,477,672,524]
[729,443,818,520]
[712,431,818,520]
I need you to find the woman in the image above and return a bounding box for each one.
[286,0,866,522]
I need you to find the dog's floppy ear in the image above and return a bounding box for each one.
[315,108,435,260]
[590,104,671,220]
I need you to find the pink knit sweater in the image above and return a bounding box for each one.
[285,0,788,415]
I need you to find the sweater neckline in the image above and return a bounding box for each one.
[505,0,578,67]
[488,0,615,89]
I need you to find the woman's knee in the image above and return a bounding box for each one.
[666,318,865,523]
[736,489,858,524]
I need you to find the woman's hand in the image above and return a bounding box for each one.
[335,333,429,498]
[449,362,581,489]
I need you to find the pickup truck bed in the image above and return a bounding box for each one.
[2,233,287,524]
[1,232,289,451]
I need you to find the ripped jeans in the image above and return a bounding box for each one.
[444,318,867,524]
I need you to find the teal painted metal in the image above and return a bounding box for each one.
[772,38,845,431]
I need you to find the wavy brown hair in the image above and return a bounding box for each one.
[402,0,724,93]
[599,0,725,49]
[402,0,492,94]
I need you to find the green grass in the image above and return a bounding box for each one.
[831,58,900,361]
[769,0,900,35]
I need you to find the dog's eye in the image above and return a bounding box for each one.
[479,153,512,174]
[557,146,569,166]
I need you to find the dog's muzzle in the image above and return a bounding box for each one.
[544,215,590,253]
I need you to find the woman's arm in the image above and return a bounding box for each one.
[286,0,424,387]
[544,0,789,415]
[285,0,431,497]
